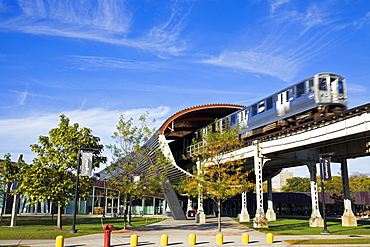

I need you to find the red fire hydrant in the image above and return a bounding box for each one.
[102,224,114,247]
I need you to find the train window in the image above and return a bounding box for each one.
[308,79,314,92]
[258,101,265,114]
[338,80,344,94]
[266,97,273,110]
[319,78,327,91]
[251,104,257,116]
[296,82,305,98]
[286,89,292,102]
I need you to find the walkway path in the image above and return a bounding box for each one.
[1,216,370,247]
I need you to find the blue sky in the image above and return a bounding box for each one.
[0,0,369,176]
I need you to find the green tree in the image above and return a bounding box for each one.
[0,155,9,210]
[350,172,370,192]
[178,121,253,232]
[281,177,311,192]
[106,112,161,230]
[0,153,20,221]
[16,114,106,230]
[323,176,345,207]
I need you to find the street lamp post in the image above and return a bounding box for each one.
[70,147,101,233]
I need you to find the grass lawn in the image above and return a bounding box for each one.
[235,217,370,245]
[0,216,165,240]
[285,238,370,245]
[236,216,370,235]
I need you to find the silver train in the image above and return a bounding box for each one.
[201,73,348,139]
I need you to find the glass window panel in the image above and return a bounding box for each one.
[266,97,273,110]
[251,104,257,116]
[296,82,305,97]
[319,78,327,91]
[308,79,314,92]
[338,80,344,94]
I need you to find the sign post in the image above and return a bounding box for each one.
[70,147,101,233]
[319,152,334,234]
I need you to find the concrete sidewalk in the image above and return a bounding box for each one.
[1,216,370,247]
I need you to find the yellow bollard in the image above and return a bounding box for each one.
[266,233,274,243]
[160,234,168,246]
[55,235,64,247]
[188,233,196,245]
[216,233,223,245]
[130,234,138,246]
[242,233,249,244]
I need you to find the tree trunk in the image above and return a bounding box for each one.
[57,205,62,230]
[217,198,222,232]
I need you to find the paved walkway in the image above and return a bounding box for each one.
[1,216,370,247]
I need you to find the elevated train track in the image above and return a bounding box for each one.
[135,72,369,222]
[247,102,370,144]
[152,102,370,185]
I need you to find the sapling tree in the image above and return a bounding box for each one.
[178,120,253,231]
[107,112,162,229]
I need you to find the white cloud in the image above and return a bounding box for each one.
[0,106,171,167]
[203,50,299,82]
[354,11,370,29]
[0,0,187,55]
[116,82,252,96]
[202,2,341,82]
[70,55,168,71]
[9,90,54,106]
[270,0,290,14]
[347,83,368,93]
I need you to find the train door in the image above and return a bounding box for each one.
[276,90,290,116]
[317,75,331,103]
[239,109,249,129]
[329,76,346,104]
[330,77,340,103]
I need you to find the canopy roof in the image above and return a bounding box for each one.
[159,104,245,140]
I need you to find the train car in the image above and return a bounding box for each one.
[199,73,348,140]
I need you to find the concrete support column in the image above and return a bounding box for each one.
[266,178,276,221]
[253,143,269,228]
[341,159,357,226]
[187,197,193,213]
[307,162,324,227]
[165,203,171,215]
[239,192,250,222]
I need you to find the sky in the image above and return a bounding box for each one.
[0,0,369,177]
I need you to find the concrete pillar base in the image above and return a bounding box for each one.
[266,211,276,221]
[239,213,250,222]
[198,213,206,224]
[342,215,357,226]
[253,217,268,228]
[309,217,324,227]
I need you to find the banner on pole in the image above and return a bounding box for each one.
[321,156,332,181]
[11,181,18,190]
[81,151,93,176]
